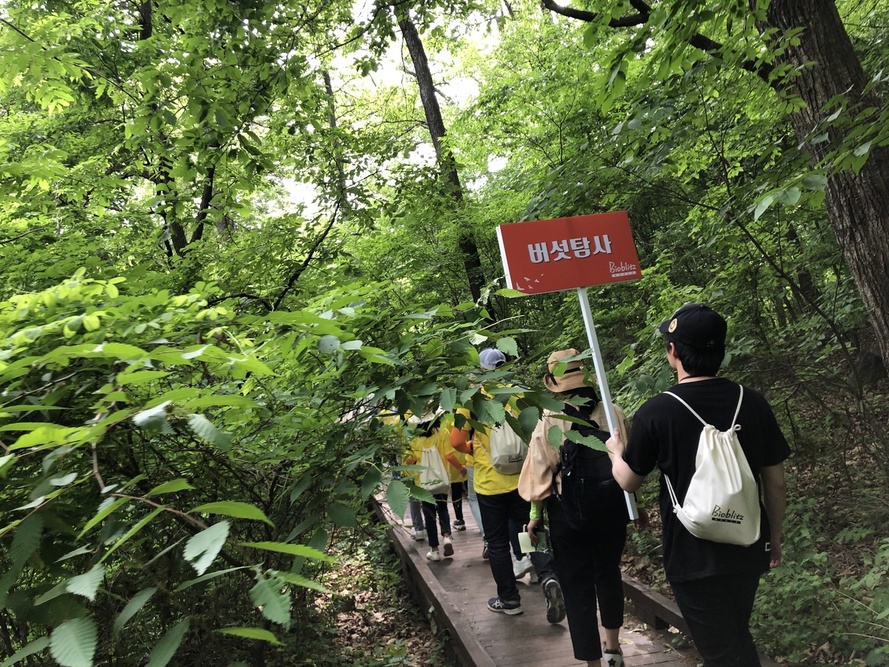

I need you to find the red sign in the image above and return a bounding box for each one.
[497,211,641,294]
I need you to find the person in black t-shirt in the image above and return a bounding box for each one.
[606,304,789,667]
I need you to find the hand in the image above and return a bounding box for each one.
[527,519,540,546]
[634,507,650,530]
[769,540,782,569]
[606,428,625,457]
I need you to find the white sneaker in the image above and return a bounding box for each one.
[413,529,427,541]
[442,535,454,557]
[426,549,441,562]
[513,555,533,579]
[602,646,623,667]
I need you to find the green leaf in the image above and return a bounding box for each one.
[777,186,801,206]
[131,402,173,434]
[145,478,194,498]
[0,454,15,477]
[100,507,164,563]
[386,479,410,519]
[250,576,291,626]
[66,564,104,601]
[186,413,233,450]
[11,513,44,567]
[216,627,282,645]
[240,541,332,561]
[800,173,827,190]
[79,497,129,538]
[439,387,457,412]
[146,619,190,667]
[853,140,872,157]
[582,23,597,48]
[115,370,170,385]
[113,587,157,637]
[494,288,526,298]
[360,469,382,499]
[546,424,564,450]
[270,570,331,594]
[183,521,230,575]
[753,193,775,221]
[564,429,608,451]
[190,501,273,525]
[326,502,356,528]
[1,635,49,667]
[34,581,68,606]
[181,395,257,409]
[175,566,250,592]
[317,335,340,353]
[49,618,97,667]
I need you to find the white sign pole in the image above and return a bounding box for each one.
[576,287,639,520]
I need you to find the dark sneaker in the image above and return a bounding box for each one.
[482,541,489,559]
[487,596,523,615]
[453,519,466,531]
[543,578,566,624]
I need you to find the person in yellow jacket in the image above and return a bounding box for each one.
[451,348,565,621]
[405,410,457,562]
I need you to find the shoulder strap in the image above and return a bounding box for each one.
[663,385,744,429]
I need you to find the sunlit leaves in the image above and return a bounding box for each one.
[186,413,233,450]
[183,522,230,576]
[190,502,273,525]
[49,618,97,667]
[249,575,290,626]
[216,627,282,645]
[65,564,104,602]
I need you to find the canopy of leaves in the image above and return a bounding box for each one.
[0,0,888,664]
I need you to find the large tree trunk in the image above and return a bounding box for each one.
[398,13,487,304]
[765,0,889,366]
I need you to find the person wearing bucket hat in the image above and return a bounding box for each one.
[519,349,634,666]
[606,304,789,666]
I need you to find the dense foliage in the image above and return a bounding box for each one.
[0,0,887,665]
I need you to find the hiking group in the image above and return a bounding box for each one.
[401,303,789,667]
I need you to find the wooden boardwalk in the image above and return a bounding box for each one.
[377,499,705,667]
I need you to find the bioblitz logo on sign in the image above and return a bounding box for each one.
[497,211,642,294]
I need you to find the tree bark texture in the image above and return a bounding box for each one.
[766,0,889,366]
[398,14,486,304]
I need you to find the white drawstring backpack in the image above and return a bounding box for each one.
[663,386,761,546]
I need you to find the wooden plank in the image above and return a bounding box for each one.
[374,497,704,667]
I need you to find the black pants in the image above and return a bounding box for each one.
[477,490,556,602]
[450,481,464,522]
[670,572,762,667]
[420,493,451,549]
[547,495,627,661]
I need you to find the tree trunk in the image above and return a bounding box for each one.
[398,13,486,304]
[766,0,889,365]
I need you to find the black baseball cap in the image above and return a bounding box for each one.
[658,304,727,349]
